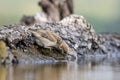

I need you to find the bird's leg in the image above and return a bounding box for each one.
[44,46,52,51]
[56,39,64,54]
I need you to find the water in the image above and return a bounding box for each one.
[0,61,120,80]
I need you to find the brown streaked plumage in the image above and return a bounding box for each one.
[32,30,69,54]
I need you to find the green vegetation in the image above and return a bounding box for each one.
[0,0,120,33]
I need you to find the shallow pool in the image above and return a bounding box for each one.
[0,61,120,80]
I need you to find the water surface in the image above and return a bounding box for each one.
[0,61,120,80]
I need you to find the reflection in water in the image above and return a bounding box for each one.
[0,62,120,80]
[0,66,7,80]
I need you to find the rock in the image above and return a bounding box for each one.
[0,15,120,64]
[20,13,49,26]
[20,0,73,26]
[21,15,36,26]
[31,15,120,61]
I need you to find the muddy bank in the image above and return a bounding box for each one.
[0,15,120,64]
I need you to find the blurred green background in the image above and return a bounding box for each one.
[0,0,120,33]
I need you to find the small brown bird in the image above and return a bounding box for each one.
[0,40,7,63]
[32,30,69,54]
[32,30,57,50]
[0,40,15,64]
